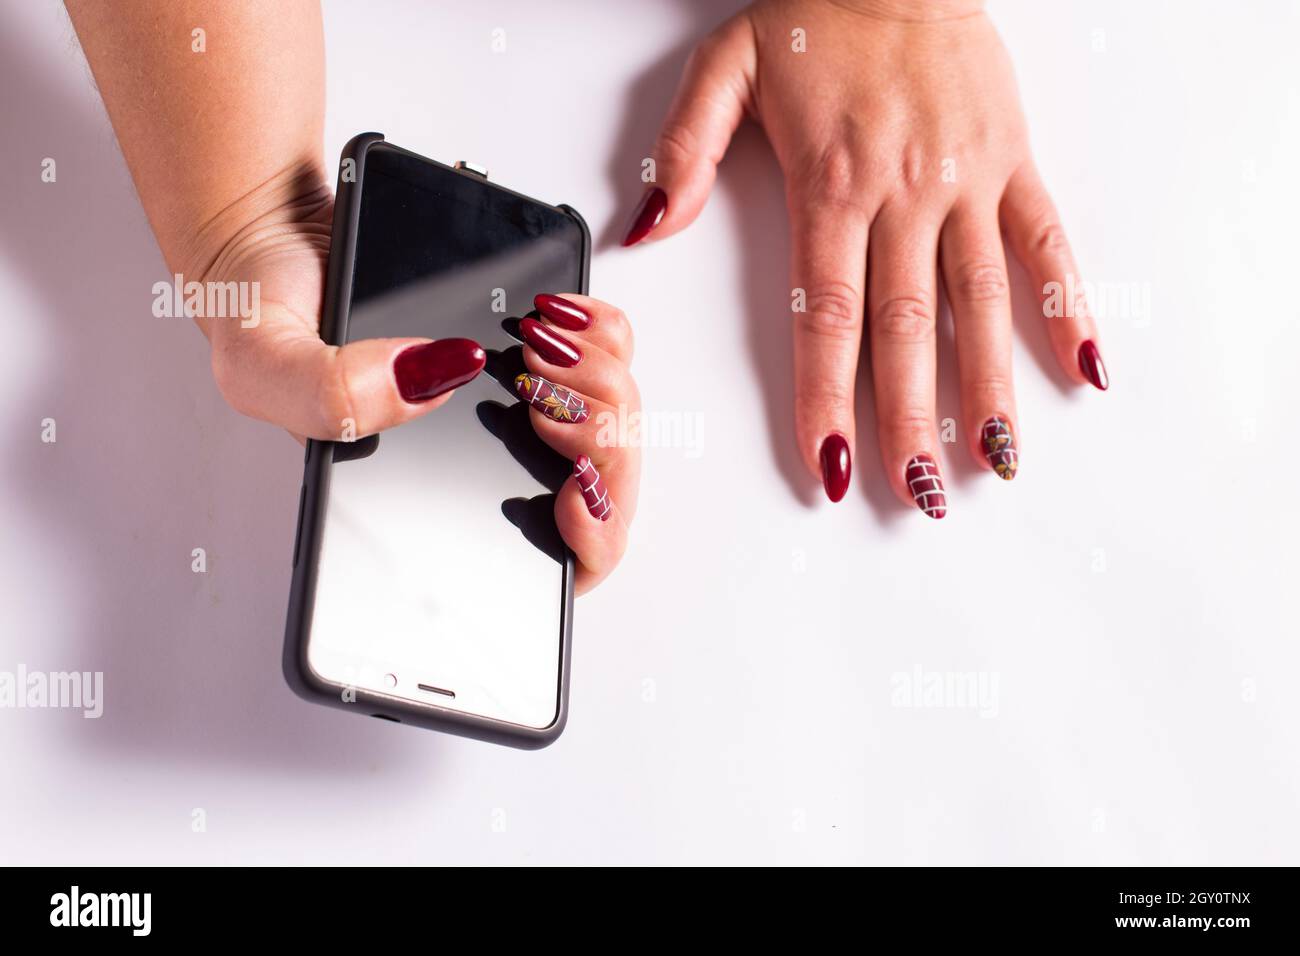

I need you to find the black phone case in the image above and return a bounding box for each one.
[282,132,588,749]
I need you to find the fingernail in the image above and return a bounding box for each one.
[534,293,591,331]
[819,433,851,502]
[574,454,612,521]
[905,454,947,519]
[393,338,486,403]
[520,317,582,367]
[1078,340,1109,391]
[621,187,667,247]
[515,373,589,424]
[980,416,1018,481]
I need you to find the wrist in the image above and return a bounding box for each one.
[174,158,333,286]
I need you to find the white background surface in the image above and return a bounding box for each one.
[2,0,1297,865]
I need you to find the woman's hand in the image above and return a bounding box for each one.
[195,169,486,442]
[68,2,486,442]
[513,295,640,594]
[70,0,636,595]
[203,217,639,592]
[202,197,639,592]
[625,0,1106,514]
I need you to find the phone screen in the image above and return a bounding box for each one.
[306,145,582,729]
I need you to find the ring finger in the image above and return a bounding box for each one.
[514,327,641,522]
[940,202,1020,481]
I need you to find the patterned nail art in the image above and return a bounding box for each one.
[514,373,589,424]
[981,416,1018,480]
[574,454,613,521]
[905,454,947,519]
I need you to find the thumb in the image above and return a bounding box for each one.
[621,13,755,246]
[209,302,485,440]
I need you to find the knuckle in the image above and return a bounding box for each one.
[591,363,640,411]
[614,371,641,411]
[871,294,936,344]
[686,32,729,75]
[796,283,863,341]
[602,528,628,567]
[887,407,936,437]
[952,259,1009,305]
[1031,219,1069,257]
[897,144,927,190]
[802,144,862,209]
[965,374,1014,405]
[604,307,635,360]
[797,382,854,414]
[656,123,701,167]
[796,363,855,405]
[320,349,360,436]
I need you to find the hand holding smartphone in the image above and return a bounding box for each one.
[284,134,639,747]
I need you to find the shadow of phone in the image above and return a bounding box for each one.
[500,495,566,565]
[475,391,571,569]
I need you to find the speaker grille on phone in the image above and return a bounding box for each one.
[417,683,456,699]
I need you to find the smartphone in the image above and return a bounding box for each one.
[283,133,589,748]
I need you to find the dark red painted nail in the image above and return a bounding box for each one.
[574,454,612,521]
[393,338,485,403]
[621,187,667,247]
[534,294,591,331]
[980,416,1018,481]
[515,373,588,424]
[905,454,947,519]
[819,434,851,502]
[1078,340,1109,391]
[520,317,581,367]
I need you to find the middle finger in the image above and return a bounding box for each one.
[867,205,947,519]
